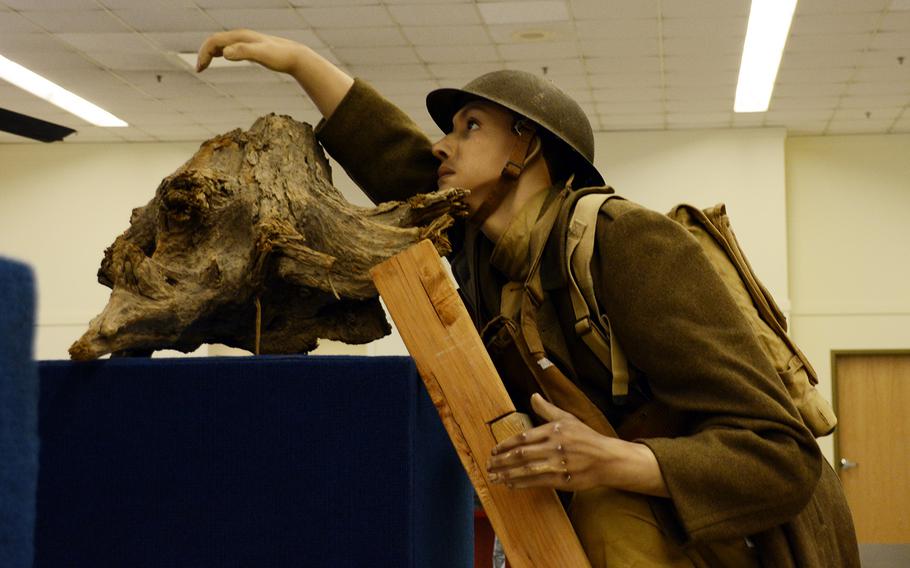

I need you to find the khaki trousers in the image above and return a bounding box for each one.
[569,488,760,568]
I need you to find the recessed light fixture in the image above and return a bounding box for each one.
[0,54,127,127]
[734,0,797,113]
[512,30,557,42]
[176,52,253,70]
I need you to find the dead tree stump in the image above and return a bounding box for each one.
[70,114,465,360]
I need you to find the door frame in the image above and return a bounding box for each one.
[829,349,910,472]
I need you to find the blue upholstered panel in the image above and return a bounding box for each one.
[0,258,39,568]
[36,356,472,568]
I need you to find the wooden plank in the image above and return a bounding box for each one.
[371,239,591,568]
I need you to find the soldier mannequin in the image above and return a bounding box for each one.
[198,30,859,568]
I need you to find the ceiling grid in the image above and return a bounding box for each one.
[0,0,907,143]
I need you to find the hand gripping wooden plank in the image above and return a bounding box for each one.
[371,239,591,568]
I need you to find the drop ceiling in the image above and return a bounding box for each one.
[0,0,908,143]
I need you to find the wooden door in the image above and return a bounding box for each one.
[835,352,910,565]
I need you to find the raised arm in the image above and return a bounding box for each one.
[197,29,353,119]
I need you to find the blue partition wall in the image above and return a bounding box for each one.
[36,355,472,568]
[0,258,39,568]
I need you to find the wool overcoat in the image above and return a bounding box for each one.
[316,79,861,567]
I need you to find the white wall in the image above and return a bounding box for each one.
[785,134,910,459]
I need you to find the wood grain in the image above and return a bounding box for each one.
[371,239,590,568]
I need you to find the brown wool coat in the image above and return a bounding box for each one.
[316,79,861,567]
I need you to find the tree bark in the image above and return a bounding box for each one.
[70,114,464,360]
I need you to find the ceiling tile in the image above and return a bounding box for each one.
[781,51,862,69]
[585,56,660,74]
[205,8,306,30]
[507,58,585,76]
[0,32,69,52]
[763,109,835,122]
[575,18,657,39]
[663,55,740,72]
[3,50,98,72]
[125,111,196,126]
[593,87,663,102]
[113,9,220,33]
[298,6,394,28]
[786,33,872,52]
[845,81,910,95]
[599,114,666,129]
[776,66,855,84]
[389,3,481,26]
[665,99,732,113]
[0,11,41,32]
[660,0,749,18]
[402,25,490,46]
[56,32,152,53]
[791,13,881,35]
[143,31,212,52]
[477,1,568,25]
[859,49,910,67]
[881,11,910,31]
[369,78,440,96]
[213,81,303,97]
[832,107,901,121]
[428,62,504,80]
[661,17,747,37]
[589,72,661,89]
[4,0,97,9]
[21,10,129,33]
[581,37,659,58]
[665,85,732,99]
[595,100,664,114]
[134,123,209,140]
[334,46,419,66]
[195,0,289,7]
[416,44,500,64]
[838,94,910,108]
[198,66,287,85]
[854,66,910,81]
[731,113,767,127]
[870,32,910,49]
[667,113,733,128]
[348,63,430,80]
[68,126,126,142]
[289,0,383,5]
[796,0,891,14]
[664,70,738,87]
[784,124,829,136]
[87,51,177,71]
[498,41,579,61]
[826,118,896,134]
[569,0,658,20]
[319,26,406,48]
[773,83,847,98]
[662,35,744,56]
[770,96,840,110]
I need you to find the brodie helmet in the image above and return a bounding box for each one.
[426,69,605,187]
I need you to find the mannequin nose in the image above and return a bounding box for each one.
[431,135,451,161]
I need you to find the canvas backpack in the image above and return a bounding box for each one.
[560,190,837,438]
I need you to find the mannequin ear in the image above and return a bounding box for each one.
[522,135,542,168]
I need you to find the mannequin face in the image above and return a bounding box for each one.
[431,101,517,213]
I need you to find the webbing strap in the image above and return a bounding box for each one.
[566,193,630,399]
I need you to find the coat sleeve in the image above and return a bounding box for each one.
[593,205,822,543]
[315,78,440,204]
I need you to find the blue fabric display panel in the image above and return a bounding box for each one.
[0,258,39,568]
[36,355,472,568]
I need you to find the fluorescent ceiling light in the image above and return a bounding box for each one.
[734,0,797,113]
[176,52,252,70]
[0,54,127,127]
[478,1,569,25]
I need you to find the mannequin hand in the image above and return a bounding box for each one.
[487,393,669,496]
[486,393,614,491]
[197,29,305,74]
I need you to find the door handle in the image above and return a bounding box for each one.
[839,458,858,470]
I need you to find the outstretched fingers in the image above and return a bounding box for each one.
[196,29,262,72]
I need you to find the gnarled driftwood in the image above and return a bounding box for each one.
[70,114,465,360]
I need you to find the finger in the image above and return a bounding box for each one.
[196,29,260,72]
[487,443,566,473]
[491,464,572,488]
[530,392,574,423]
[504,471,573,490]
[492,424,552,455]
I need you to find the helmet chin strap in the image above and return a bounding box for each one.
[469,119,538,228]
